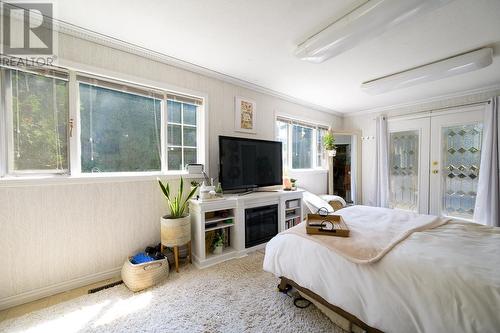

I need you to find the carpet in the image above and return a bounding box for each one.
[0,252,345,332]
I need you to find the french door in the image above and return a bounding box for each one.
[388,106,484,220]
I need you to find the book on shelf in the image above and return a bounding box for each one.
[224,228,230,247]
[285,216,301,230]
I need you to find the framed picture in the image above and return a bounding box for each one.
[234,96,256,133]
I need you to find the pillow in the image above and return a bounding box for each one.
[319,195,347,208]
[303,191,335,215]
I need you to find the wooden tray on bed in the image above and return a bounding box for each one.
[306,213,350,237]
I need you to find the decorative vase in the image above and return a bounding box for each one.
[327,149,337,157]
[160,215,191,247]
[213,244,223,255]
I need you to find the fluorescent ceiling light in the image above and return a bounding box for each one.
[361,48,493,95]
[295,0,455,63]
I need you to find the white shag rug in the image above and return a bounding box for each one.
[1,252,345,333]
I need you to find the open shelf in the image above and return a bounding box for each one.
[285,214,300,220]
[206,246,236,259]
[205,215,235,224]
[205,222,235,232]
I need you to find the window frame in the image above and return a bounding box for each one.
[0,65,207,183]
[165,100,200,171]
[76,77,164,174]
[0,67,71,177]
[275,116,329,171]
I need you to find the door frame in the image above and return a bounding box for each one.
[331,129,362,205]
[387,117,431,213]
[428,105,484,218]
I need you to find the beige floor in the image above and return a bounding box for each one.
[0,276,122,323]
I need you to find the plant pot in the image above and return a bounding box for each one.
[213,244,223,255]
[327,149,337,157]
[160,215,191,247]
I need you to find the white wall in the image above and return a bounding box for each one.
[288,170,328,194]
[343,88,500,206]
[0,32,340,307]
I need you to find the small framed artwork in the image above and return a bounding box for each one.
[234,96,257,133]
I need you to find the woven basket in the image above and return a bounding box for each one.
[161,215,191,247]
[121,257,169,292]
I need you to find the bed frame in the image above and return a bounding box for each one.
[278,277,383,333]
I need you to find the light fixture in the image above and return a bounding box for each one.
[361,48,493,95]
[295,0,455,63]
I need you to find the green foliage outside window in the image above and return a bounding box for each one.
[11,70,69,172]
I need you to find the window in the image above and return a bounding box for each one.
[0,65,204,178]
[0,67,69,175]
[275,117,328,170]
[79,82,162,173]
[292,123,313,169]
[167,101,198,170]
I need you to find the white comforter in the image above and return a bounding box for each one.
[264,217,500,333]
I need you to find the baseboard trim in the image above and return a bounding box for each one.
[0,267,122,311]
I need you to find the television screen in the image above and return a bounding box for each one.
[219,136,283,190]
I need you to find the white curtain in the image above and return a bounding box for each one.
[376,115,390,207]
[474,97,499,227]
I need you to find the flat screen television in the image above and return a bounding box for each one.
[219,136,282,190]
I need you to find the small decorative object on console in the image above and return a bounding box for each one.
[283,176,292,191]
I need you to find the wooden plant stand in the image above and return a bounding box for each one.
[161,241,192,273]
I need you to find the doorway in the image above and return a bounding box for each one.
[332,137,352,203]
[388,105,484,220]
[329,133,361,204]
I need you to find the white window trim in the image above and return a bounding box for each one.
[275,114,330,171]
[0,71,7,178]
[0,63,209,185]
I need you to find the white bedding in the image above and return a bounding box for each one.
[264,218,500,333]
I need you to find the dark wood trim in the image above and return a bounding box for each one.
[279,276,384,333]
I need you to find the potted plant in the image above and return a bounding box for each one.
[212,231,224,254]
[158,177,199,249]
[323,131,337,157]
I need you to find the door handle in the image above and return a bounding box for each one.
[432,170,439,174]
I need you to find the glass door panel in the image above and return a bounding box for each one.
[388,117,430,214]
[429,108,484,219]
[389,130,419,211]
[441,124,483,220]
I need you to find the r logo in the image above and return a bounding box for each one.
[2,2,53,55]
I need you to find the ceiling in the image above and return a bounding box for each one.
[51,0,500,113]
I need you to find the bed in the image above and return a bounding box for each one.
[263,205,500,333]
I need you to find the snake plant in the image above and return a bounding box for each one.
[158,177,199,218]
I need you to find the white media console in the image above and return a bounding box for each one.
[189,189,304,268]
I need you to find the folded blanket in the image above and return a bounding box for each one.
[283,205,449,264]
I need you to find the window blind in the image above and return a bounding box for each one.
[77,74,203,105]
[276,116,328,130]
[77,75,164,100]
[0,63,68,81]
